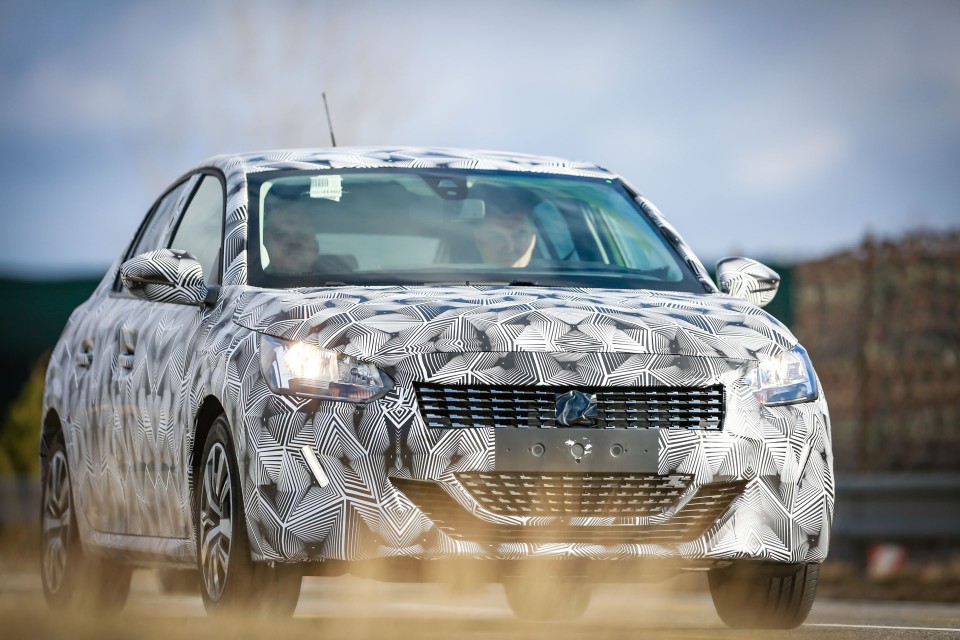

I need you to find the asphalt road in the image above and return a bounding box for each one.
[2,570,959,640]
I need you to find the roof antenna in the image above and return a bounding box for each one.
[322,92,337,147]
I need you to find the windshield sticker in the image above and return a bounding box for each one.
[310,175,343,201]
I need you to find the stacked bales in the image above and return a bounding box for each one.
[792,232,960,472]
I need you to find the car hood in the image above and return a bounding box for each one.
[232,285,797,361]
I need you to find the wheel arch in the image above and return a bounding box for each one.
[189,396,226,500]
[40,409,64,462]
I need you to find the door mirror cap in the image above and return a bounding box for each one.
[715,257,780,308]
[120,248,208,306]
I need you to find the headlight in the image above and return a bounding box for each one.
[260,334,393,402]
[744,344,819,406]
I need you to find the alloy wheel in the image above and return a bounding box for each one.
[41,449,71,595]
[199,441,233,601]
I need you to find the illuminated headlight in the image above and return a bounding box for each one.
[744,344,819,406]
[260,334,392,402]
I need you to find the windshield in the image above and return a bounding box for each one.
[246,169,705,292]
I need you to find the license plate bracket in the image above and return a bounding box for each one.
[494,428,659,473]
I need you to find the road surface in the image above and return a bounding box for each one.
[2,570,958,639]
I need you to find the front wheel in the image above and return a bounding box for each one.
[708,562,820,629]
[196,415,301,617]
[40,434,131,612]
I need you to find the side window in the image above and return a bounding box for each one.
[169,174,224,285]
[114,179,191,292]
[131,180,191,257]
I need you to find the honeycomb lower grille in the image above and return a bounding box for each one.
[415,384,725,430]
[456,472,691,517]
[391,476,746,546]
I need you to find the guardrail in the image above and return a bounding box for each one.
[4,474,960,541]
[832,473,960,541]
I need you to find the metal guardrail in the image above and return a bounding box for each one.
[832,473,960,541]
[3,474,959,540]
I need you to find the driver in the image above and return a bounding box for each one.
[262,199,320,274]
[471,187,538,268]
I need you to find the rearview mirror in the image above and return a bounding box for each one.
[120,248,208,306]
[715,257,780,308]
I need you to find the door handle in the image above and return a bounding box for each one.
[75,339,94,368]
[117,326,138,370]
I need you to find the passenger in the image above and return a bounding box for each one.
[472,187,539,268]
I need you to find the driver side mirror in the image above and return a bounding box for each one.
[120,248,210,306]
[715,257,780,308]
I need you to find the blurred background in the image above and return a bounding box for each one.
[1,0,958,601]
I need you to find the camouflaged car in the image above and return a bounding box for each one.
[41,147,832,628]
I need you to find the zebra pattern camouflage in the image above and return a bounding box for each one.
[41,147,833,572]
[120,248,207,306]
[715,256,782,309]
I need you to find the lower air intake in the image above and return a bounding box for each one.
[391,475,746,546]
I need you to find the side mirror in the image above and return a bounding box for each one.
[121,249,208,306]
[715,257,780,308]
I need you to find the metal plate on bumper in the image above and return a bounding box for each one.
[494,428,659,473]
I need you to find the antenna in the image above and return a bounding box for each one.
[322,92,337,147]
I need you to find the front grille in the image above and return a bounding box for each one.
[391,476,746,546]
[456,472,691,517]
[415,384,724,430]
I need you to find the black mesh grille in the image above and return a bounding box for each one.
[456,472,691,517]
[415,384,724,430]
[391,476,745,546]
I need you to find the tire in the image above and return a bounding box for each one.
[40,433,132,612]
[196,415,301,617]
[708,562,820,629]
[503,578,591,620]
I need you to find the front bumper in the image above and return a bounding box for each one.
[235,352,834,566]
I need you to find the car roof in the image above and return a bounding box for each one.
[205,146,618,180]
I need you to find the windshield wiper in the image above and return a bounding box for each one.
[543,263,672,279]
[463,280,542,287]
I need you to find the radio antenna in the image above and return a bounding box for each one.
[322,92,337,147]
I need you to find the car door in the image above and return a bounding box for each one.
[61,287,117,536]
[110,172,225,538]
[70,178,195,535]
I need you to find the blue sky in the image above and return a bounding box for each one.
[1,0,958,277]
